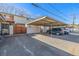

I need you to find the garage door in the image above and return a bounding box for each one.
[13,24,26,34]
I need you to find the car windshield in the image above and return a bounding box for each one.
[52,28,62,31]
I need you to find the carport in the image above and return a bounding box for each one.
[26,16,66,34]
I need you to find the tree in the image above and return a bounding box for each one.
[0,4,28,17]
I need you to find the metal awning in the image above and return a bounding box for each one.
[27,16,66,26]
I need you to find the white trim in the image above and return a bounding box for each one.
[27,16,65,25]
[26,16,47,25]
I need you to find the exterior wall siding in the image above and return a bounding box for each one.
[14,16,27,24]
[13,24,26,34]
[14,16,27,34]
[0,13,31,35]
[9,25,13,35]
[27,25,41,34]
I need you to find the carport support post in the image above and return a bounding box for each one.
[48,23,53,37]
[50,24,53,37]
[44,25,45,34]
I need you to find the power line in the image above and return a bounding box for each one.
[48,3,68,19]
[31,3,67,21]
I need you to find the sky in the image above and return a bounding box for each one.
[0,3,79,24]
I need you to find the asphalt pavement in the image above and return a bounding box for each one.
[0,34,73,56]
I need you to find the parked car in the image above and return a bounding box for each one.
[46,27,69,35]
[2,29,9,35]
[64,28,71,34]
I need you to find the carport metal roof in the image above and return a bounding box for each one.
[27,16,66,26]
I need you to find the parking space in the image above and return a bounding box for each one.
[0,34,72,56]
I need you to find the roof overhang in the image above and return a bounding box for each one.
[27,16,66,26]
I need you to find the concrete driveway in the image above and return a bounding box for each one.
[32,33,79,56]
[0,34,72,56]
